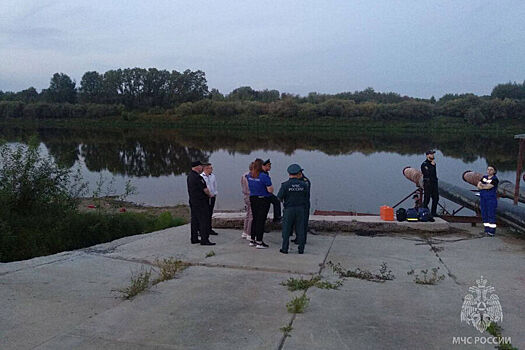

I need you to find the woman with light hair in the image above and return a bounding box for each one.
[240,162,254,239]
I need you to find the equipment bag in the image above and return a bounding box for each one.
[418,207,431,222]
[406,208,419,222]
[396,208,407,222]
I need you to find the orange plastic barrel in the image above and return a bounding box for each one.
[380,206,394,221]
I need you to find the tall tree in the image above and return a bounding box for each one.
[79,71,104,103]
[46,73,76,103]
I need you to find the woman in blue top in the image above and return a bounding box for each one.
[247,158,274,248]
[477,166,499,236]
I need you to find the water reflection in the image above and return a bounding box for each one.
[0,126,518,212]
[0,126,518,175]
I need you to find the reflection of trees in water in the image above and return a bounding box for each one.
[0,126,517,174]
[80,141,209,176]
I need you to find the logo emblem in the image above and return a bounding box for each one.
[461,276,502,333]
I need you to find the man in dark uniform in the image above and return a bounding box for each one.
[262,159,282,222]
[277,164,310,254]
[187,161,215,246]
[291,171,311,244]
[421,150,439,218]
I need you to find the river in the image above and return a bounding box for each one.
[1,126,519,214]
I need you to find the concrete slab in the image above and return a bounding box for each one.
[284,233,525,349]
[1,224,523,349]
[38,266,295,350]
[213,212,450,233]
[100,226,333,275]
[0,253,144,350]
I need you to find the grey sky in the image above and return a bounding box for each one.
[1,0,524,98]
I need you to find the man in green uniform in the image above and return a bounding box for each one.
[277,164,310,254]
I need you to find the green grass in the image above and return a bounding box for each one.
[1,211,186,262]
[407,267,445,285]
[152,258,188,285]
[286,294,310,314]
[280,276,343,291]
[328,261,395,283]
[1,113,523,135]
[486,323,518,350]
[115,267,152,300]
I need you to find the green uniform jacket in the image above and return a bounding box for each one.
[277,178,310,208]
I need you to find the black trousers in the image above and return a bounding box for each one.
[208,196,216,231]
[269,194,281,220]
[190,200,210,243]
[423,181,439,216]
[250,196,271,242]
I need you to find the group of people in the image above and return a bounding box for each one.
[186,151,499,249]
[422,150,499,236]
[241,159,311,253]
[186,161,219,246]
[187,158,311,253]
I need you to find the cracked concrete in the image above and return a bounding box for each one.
[1,224,524,349]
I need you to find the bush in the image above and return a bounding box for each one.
[0,139,184,262]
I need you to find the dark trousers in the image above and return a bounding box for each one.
[291,204,310,243]
[423,181,439,216]
[190,200,210,243]
[269,194,281,220]
[282,206,305,253]
[250,196,271,242]
[480,196,497,234]
[208,196,216,231]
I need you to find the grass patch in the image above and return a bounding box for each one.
[154,211,185,231]
[286,294,310,314]
[487,323,518,350]
[115,266,152,300]
[280,275,342,291]
[407,267,445,285]
[280,325,293,337]
[152,257,188,285]
[205,250,216,258]
[328,261,395,283]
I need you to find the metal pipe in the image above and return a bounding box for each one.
[439,181,525,232]
[462,170,525,203]
[462,170,483,186]
[402,166,423,188]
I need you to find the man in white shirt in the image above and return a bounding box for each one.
[201,163,219,235]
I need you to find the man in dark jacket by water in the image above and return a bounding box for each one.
[187,161,215,246]
[421,150,439,218]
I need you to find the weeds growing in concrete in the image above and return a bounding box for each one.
[407,267,445,285]
[115,266,152,299]
[286,294,310,313]
[205,250,216,258]
[281,276,342,291]
[487,323,518,350]
[280,325,293,337]
[152,257,188,285]
[327,261,395,283]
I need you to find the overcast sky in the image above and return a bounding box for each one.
[1,0,524,98]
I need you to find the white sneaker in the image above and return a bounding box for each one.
[241,232,249,239]
[249,240,256,247]
[256,242,269,249]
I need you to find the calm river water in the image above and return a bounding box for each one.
[2,126,518,213]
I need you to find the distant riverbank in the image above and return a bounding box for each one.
[0,112,523,136]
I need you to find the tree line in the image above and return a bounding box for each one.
[0,68,524,124]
